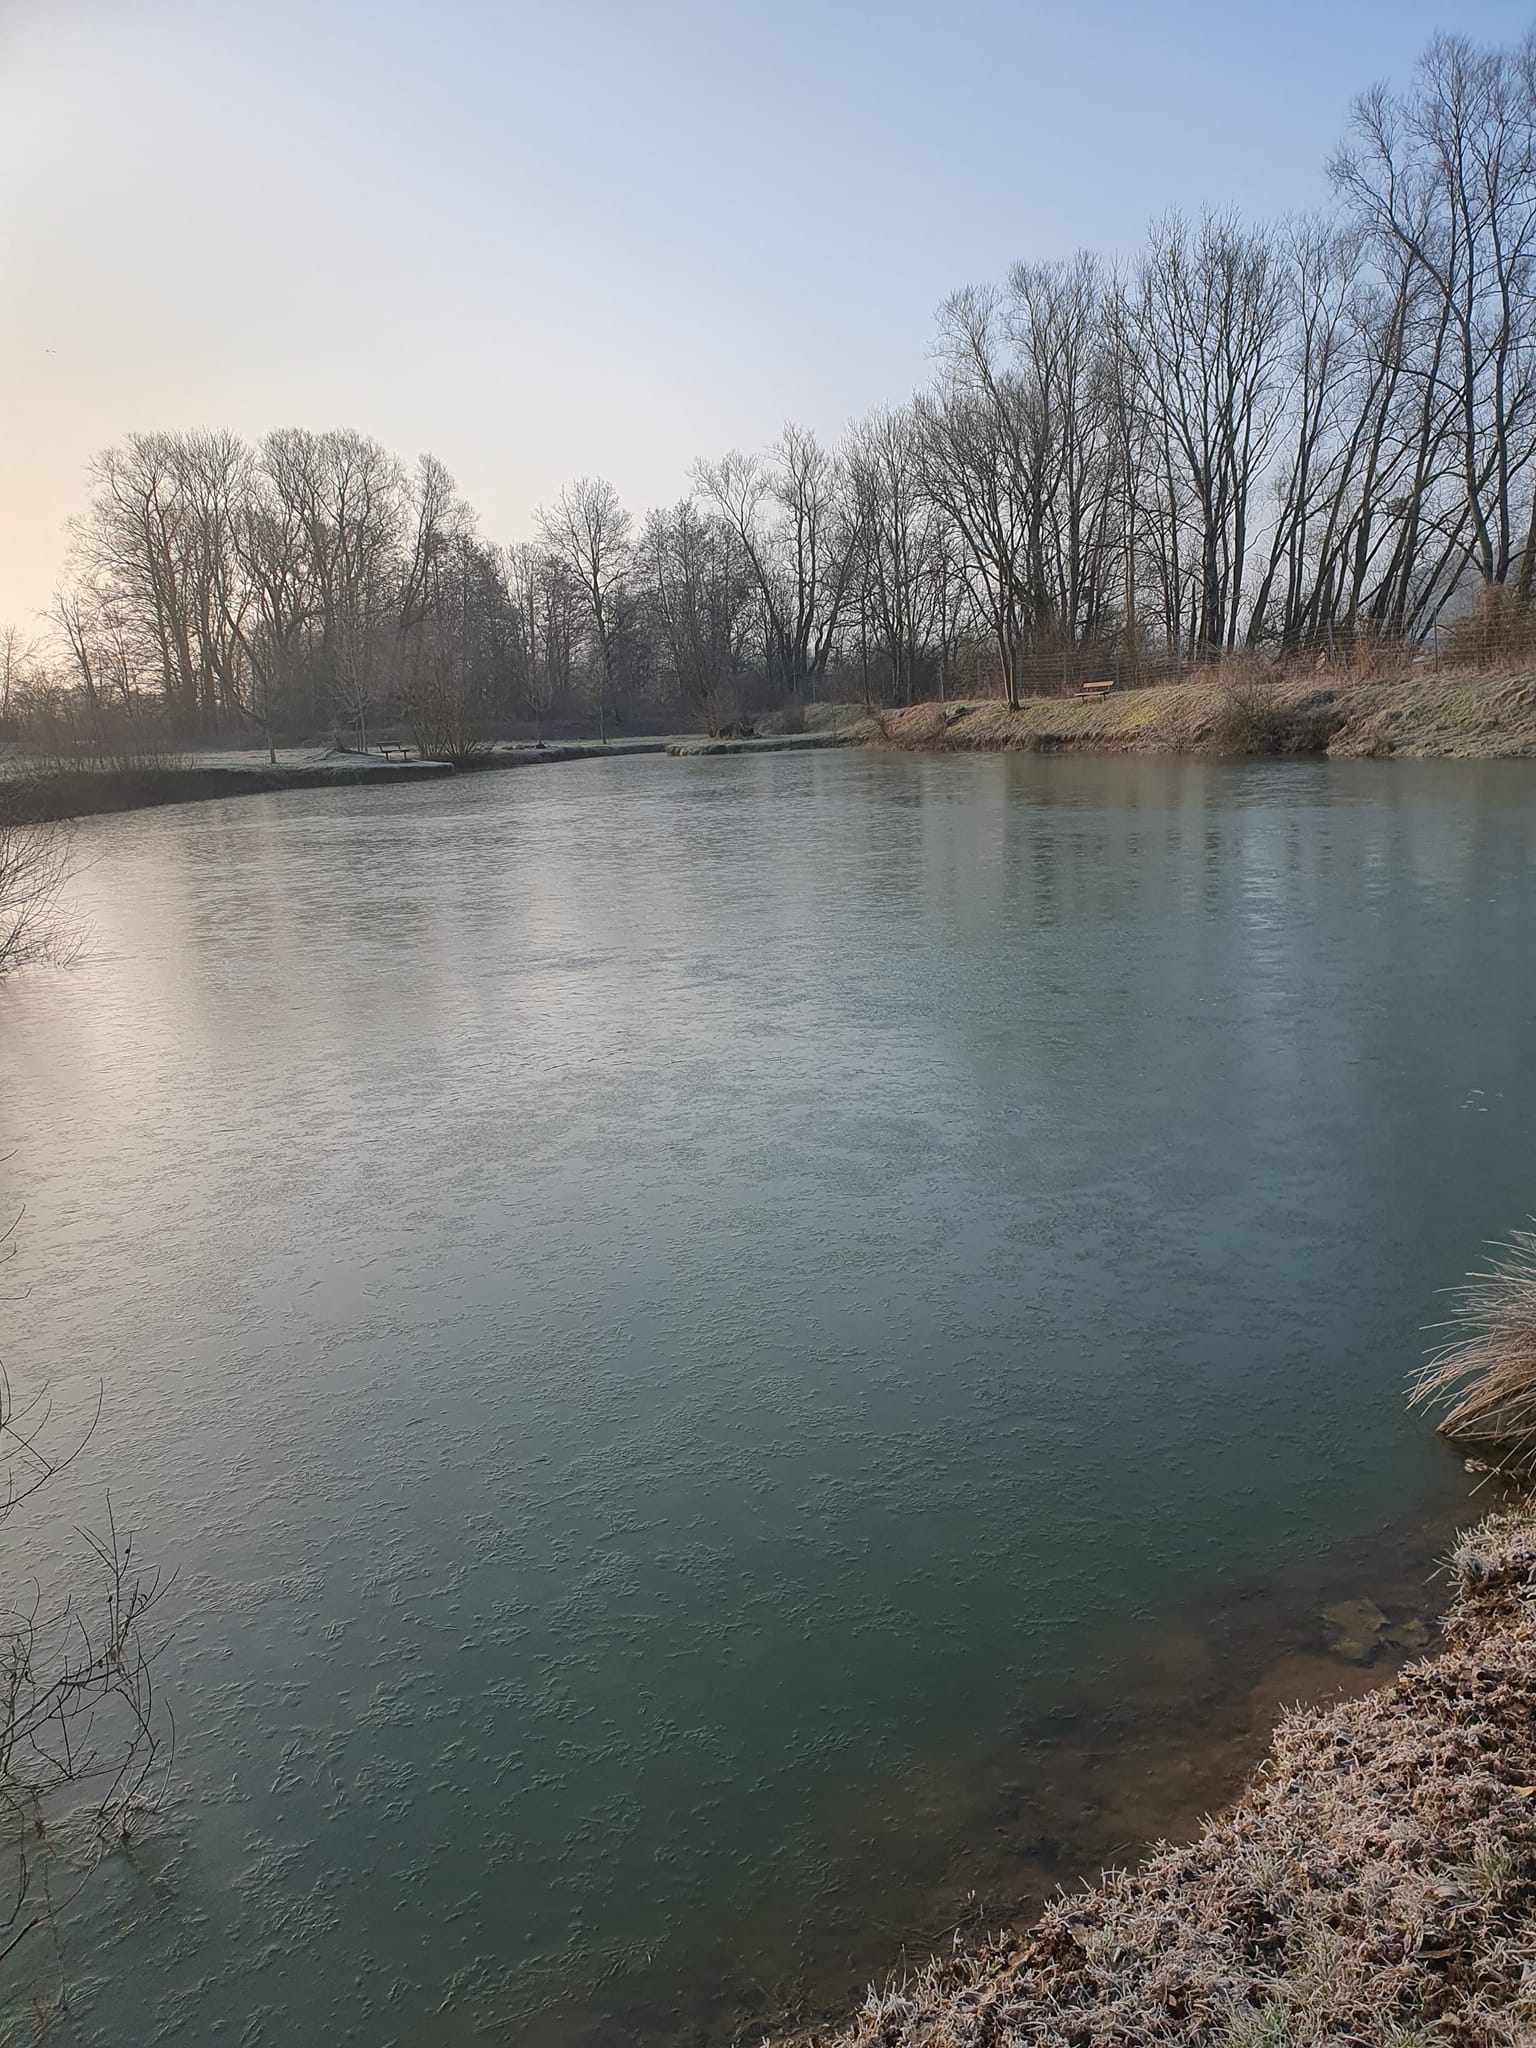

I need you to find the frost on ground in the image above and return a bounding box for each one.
[801,1510,1536,2048]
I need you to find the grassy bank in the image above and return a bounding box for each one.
[835,670,1536,760]
[786,1504,1536,2048]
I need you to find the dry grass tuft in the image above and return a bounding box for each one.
[1412,1228,1536,1462]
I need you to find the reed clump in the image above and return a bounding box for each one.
[1412,1227,1536,1465]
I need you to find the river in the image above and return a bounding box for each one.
[0,749,1528,2045]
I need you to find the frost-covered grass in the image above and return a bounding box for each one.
[786,1509,1536,2048]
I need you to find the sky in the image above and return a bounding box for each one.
[2,0,1534,629]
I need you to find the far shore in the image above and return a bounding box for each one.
[9,669,1536,827]
[0,734,689,825]
[829,667,1536,761]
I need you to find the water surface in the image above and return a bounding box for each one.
[0,750,1527,2044]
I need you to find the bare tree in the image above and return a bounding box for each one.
[0,629,37,731]
[695,424,858,698]
[846,407,952,705]
[259,428,410,747]
[1130,212,1290,657]
[1333,33,1536,632]
[227,485,316,760]
[639,500,754,730]
[71,432,254,732]
[401,534,497,764]
[537,479,633,742]
[505,543,555,735]
[915,294,1032,706]
[1004,253,1119,654]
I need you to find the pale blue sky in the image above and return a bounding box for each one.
[2,0,1533,625]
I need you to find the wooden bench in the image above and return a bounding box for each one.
[375,742,413,762]
[1078,679,1116,700]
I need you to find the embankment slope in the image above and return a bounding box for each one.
[839,671,1536,759]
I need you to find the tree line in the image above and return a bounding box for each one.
[5,25,1535,749]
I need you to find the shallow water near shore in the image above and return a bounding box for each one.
[0,750,1530,2045]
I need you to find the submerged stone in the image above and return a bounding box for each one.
[1322,1598,1388,1662]
[1383,1616,1431,1651]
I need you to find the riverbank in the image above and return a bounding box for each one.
[666,731,849,756]
[833,669,1536,759]
[786,1501,1536,2048]
[0,736,687,824]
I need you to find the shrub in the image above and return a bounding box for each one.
[0,787,73,975]
[1208,675,1285,754]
